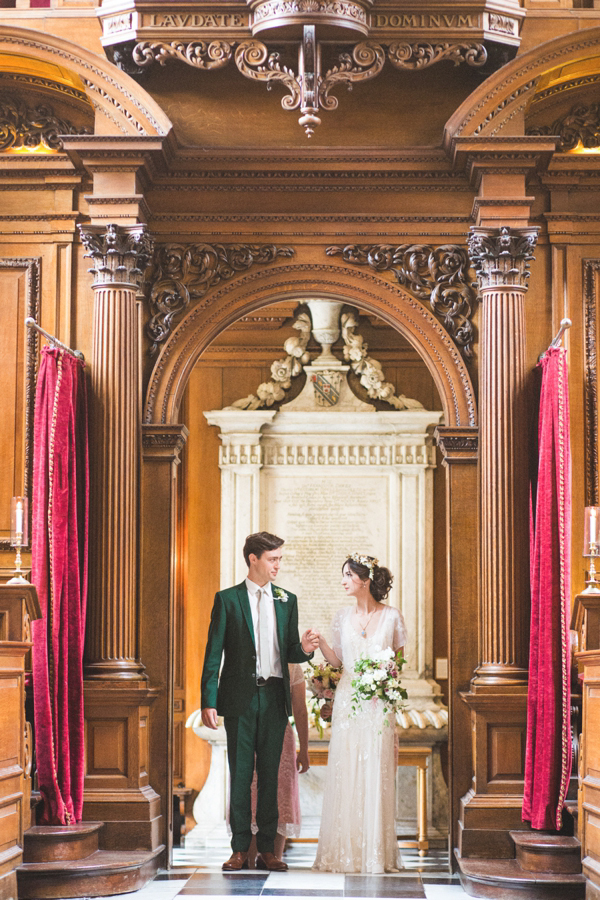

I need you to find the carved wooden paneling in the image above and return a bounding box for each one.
[86,719,128,777]
[577,651,600,898]
[0,641,29,900]
[0,259,39,550]
[488,725,526,782]
[584,260,600,507]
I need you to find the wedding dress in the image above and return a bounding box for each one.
[313,603,407,874]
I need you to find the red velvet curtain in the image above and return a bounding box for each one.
[31,346,89,825]
[523,346,572,831]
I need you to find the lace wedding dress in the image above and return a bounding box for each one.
[313,604,407,874]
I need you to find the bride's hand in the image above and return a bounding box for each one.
[320,702,333,721]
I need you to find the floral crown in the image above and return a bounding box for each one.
[347,553,379,578]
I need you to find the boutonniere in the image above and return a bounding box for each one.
[273,588,289,603]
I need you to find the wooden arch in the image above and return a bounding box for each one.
[0,25,172,137]
[144,262,477,428]
[444,25,600,144]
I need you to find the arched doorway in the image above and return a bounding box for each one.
[141,263,478,861]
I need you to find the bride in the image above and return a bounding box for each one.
[313,553,406,874]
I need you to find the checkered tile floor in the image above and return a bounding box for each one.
[92,828,468,900]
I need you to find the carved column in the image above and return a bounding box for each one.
[78,223,153,680]
[468,225,538,687]
[77,225,163,855]
[456,226,538,861]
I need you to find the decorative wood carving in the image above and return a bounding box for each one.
[527,102,600,152]
[235,37,385,135]
[387,41,486,70]
[584,259,600,508]
[320,42,386,109]
[0,258,39,551]
[145,242,294,354]
[133,40,233,69]
[468,225,537,290]
[143,263,477,428]
[0,93,91,152]
[79,224,155,680]
[444,28,600,143]
[468,225,538,686]
[326,243,477,357]
[80,223,154,289]
[249,0,372,36]
[0,30,170,138]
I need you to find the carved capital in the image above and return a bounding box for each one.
[468,225,539,292]
[142,424,189,462]
[79,223,154,289]
[435,425,478,463]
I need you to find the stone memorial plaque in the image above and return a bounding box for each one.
[262,471,392,640]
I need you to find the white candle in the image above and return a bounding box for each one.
[15,499,23,538]
[591,508,597,549]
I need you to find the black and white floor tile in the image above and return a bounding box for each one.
[94,829,469,900]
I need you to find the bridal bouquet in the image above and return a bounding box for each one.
[351,648,407,726]
[306,661,343,738]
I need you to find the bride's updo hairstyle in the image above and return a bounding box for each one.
[343,555,394,602]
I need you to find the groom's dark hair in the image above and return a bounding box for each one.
[244,531,285,566]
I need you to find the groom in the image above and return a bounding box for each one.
[201,531,318,872]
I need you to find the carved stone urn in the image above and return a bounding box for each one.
[247,0,374,40]
[307,298,343,365]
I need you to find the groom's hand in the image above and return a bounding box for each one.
[201,707,219,729]
[301,629,320,654]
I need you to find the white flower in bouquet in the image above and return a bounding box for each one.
[351,648,408,726]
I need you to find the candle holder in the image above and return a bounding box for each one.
[583,505,600,593]
[7,496,29,585]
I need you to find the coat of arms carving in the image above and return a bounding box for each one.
[311,370,343,407]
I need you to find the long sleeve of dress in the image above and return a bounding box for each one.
[332,608,345,664]
[392,608,407,653]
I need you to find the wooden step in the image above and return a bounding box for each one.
[511,831,582,875]
[457,853,586,900]
[23,822,103,863]
[17,845,164,899]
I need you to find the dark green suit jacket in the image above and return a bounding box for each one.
[201,582,312,717]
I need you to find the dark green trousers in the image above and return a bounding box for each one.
[224,678,288,854]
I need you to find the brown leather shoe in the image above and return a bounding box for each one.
[222,851,249,871]
[256,851,288,871]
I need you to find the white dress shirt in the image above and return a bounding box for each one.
[245,577,283,678]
